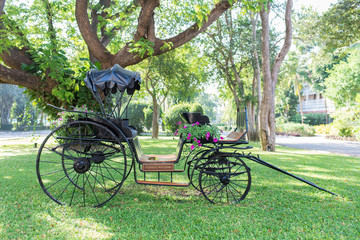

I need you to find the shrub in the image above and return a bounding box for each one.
[143,107,153,130]
[329,107,360,139]
[127,102,149,134]
[0,124,13,130]
[290,113,330,125]
[276,123,315,136]
[163,103,203,133]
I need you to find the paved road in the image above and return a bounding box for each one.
[276,135,360,157]
[1,131,359,157]
[0,130,51,139]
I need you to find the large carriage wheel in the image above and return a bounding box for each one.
[199,153,251,204]
[36,120,127,207]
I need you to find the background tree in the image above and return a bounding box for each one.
[0,0,239,112]
[141,46,203,138]
[324,48,360,107]
[259,0,292,151]
[204,8,257,138]
[319,0,360,51]
[0,84,16,128]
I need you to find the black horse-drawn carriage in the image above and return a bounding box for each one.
[36,65,335,207]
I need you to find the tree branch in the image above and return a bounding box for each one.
[271,0,292,86]
[113,0,234,67]
[160,0,233,52]
[0,0,5,18]
[134,0,159,41]
[42,0,57,51]
[0,65,56,93]
[76,0,113,68]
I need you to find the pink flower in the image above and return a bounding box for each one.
[177,121,181,125]
[195,122,200,125]
[188,133,191,137]
[191,124,195,126]
[220,137,224,140]
[183,126,187,129]
[191,145,195,150]
[213,138,218,143]
[194,137,197,141]
[206,132,210,137]
[59,118,63,121]
[175,132,178,136]
[198,144,202,147]
[206,137,209,140]
[187,136,191,140]
[197,140,201,144]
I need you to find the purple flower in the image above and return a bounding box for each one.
[188,133,191,137]
[220,137,224,140]
[206,132,210,137]
[213,138,218,143]
[177,121,181,125]
[194,137,197,141]
[183,126,187,129]
[197,140,201,144]
[191,124,195,127]
[195,122,200,125]
[191,145,195,150]
[59,118,63,121]
[175,132,178,136]
[187,136,191,140]
[198,144,202,147]
[206,137,209,140]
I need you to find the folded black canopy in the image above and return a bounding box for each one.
[84,64,141,96]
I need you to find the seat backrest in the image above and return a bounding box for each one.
[132,137,184,161]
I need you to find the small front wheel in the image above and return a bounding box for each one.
[199,153,251,204]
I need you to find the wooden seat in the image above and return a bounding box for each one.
[218,131,246,143]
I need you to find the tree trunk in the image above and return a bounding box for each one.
[246,101,258,141]
[298,90,304,124]
[259,0,293,151]
[250,12,261,140]
[151,97,159,139]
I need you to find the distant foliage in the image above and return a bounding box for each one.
[276,123,315,136]
[126,102,150,134]
[290,113,331,126]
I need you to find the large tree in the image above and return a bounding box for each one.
[259,0,292,151]
[0,0,238,109]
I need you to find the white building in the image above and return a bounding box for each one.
[297,84,335,114]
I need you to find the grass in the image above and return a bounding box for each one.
[0,136,359,239]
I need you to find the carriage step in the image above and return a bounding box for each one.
[137,180,188,187]
[142,163,183,172]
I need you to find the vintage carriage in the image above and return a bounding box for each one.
[36,65,335,207]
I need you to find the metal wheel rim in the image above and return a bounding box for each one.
[199,153,251,204]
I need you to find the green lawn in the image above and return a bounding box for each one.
[0,136,359,239]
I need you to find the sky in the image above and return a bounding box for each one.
[294,0,338,12]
